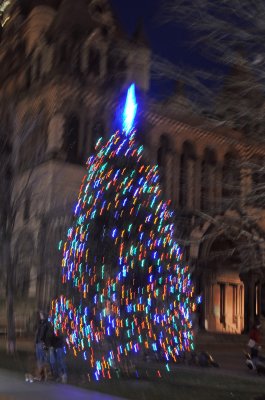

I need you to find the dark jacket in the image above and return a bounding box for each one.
[35,319,49,344]
[45,323,64,348]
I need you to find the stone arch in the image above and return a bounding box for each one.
[197,220,263,333]
[179,140,196,209]
[197,229,244,334]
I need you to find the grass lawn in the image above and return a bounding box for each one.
[0,346,264,400]
[75,364,265,400]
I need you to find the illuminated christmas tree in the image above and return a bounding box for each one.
[50,85,195,380]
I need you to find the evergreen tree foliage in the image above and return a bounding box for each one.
[50,97,195,379]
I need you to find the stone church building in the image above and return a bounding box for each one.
[0,0,264,335]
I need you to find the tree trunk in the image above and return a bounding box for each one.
[4,239,16,354]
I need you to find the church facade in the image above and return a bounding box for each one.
[0,0,264,335]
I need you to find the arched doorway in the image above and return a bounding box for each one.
[201,235,244,334]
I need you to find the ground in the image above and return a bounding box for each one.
[0,334,264,400]
[0,368,123,400]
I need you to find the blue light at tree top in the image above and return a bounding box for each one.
[122,84,138,133]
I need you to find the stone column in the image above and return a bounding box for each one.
[239,284,244,333]
[240,273,256,332]
[255,280,262,317]
[235,284,239,330]
[202,269,212,331]
[212,282,220,332]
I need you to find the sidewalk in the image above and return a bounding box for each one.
[0,368,125,400]
[0,335,264,400]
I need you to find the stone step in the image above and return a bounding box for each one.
[196,331,265,348]
[197,332,248,345]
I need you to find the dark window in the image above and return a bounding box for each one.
[179,141,196,208]
[61,43,67,63]
[19,112,47,170]
[157,135,170,166]
[220,283,225,324]
[261,284,265,318]
[107,47,126,83]
[179,153,187,208]
[72,46,81,74]
[23,195,30,222]
[255,282,260,317]
[185,245,190,261]
[16,264,30,298]
[201,148,217,211]
[63,115,80,163]
[88,47,100,76]
[35,54,41,80]
[95,4,103,13]
[26,66,31,88]
[157,135,171,164]
[81,121,89,163]
[232,284,237,323]
[250,157,265,208]
[222,153,241,208]
[101,25,108,38]
[91,120,104,153]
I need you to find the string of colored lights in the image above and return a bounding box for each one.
[50,124,195,380]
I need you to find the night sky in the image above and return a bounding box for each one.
[110,0,181,61]
[109,0,208,98]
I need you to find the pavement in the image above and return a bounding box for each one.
[0,332,264,400]
[0,369,124,400]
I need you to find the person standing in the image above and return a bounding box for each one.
[35,311,49,380]
[248,319,262,360]
[45,321,57,379]
[45,322,67,382]
[53,329,67,383]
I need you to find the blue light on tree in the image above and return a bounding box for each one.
[122,84,138,133]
